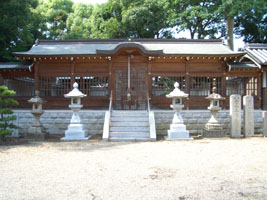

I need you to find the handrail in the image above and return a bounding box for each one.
[147,92,151,113]
[147,92,156,141]
[109,90,112,113]
[103,90,112,141]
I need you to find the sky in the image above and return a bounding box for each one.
[71,0,244,51]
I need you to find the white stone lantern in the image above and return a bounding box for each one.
[61,82,90,141]
[165,82,193,140]
[203,86,226,137]
[28,90,48,139]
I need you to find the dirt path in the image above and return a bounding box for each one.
[0,137,267,200]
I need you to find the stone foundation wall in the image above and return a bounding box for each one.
[13,109,263,137]
[14,110,105,136]
[154,110,263,136]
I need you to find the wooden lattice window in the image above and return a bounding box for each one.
[4,77,34,97]
[226,77,258,96]
[39,77,71,97]
[75,77,108,97]
[190,77,221,96]
[152,76,185,96]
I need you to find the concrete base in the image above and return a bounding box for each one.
[61,123,89,141]
[28,126,48,139]
[165,128,193,140]
[203,129,226,138]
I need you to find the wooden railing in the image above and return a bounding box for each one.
[103,90,112,141]
[109,90,113,113]
[147,92,156,141]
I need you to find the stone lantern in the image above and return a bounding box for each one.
[28,90,48,139]
[165,82,193,140]
[61,82,90,141]
[203,85,226,137]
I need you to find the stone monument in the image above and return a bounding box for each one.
[203,85,226,137]
[243,95,254,137]
[230,94,241,138]
[28,90,48,139]
[263,111,267,137]
[61,82,90,141]
[165,82,193,140]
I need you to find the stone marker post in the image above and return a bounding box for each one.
[243,95,254,137]
[263,111,267,137]
[230,94,241,138]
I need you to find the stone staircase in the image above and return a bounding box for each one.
[109,110,150,141]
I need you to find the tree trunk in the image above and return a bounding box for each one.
[227,17,234,51]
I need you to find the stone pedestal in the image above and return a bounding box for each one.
[243,95,254,137]
[203,85,226,138]
[263,111,267,137]
[61,83,90,141]
[230,94,241,138]
[165,105,192,140]
[165,82,192,140]
[27,91,48,139]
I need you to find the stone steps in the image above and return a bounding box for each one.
[109,110,150,141]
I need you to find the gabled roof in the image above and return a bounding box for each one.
[13,39,244,57]
[244,43,267,66]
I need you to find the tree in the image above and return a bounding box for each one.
[36,0,73,39]
[235,0,267,43]
[63,3,94,39]
[0,86,19,142]
[122,0,172,38]
[91,0,126,38]
[0,0,40,61]
[168,0,225,39]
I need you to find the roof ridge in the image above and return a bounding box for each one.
[37,38,223,45]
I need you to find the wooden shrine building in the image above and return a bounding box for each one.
[0,39,266,110]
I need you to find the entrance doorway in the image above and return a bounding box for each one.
[114,67,146,110]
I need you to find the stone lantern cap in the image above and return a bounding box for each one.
[28,91,46,104]
[205,87,225,100]
[166,82,188,98]
[64,82,87,98]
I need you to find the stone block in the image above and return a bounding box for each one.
[230,95,241,138]
[243,95,254,137]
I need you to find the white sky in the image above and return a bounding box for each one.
[71,0,244,51]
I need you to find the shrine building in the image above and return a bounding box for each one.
[1,39,265,110]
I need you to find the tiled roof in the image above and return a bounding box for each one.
[245,43,267,65]
[0,62,30,69]
[13,39,244,57]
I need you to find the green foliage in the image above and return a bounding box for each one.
[169,0,225,39]
[0,0,266,61]
[235,0,267,43]
[0,0,40,62]
[0,86,19,141]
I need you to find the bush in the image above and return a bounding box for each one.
[0,85,19,141]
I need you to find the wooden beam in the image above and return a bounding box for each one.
[71,59,75,86]
[34,61,39,91]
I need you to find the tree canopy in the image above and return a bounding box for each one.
[0,0,266,61]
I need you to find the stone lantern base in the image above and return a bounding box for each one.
[203,123,226,138]
[27,126,48,140]
[61,124,90,141]
[165,124,193,140]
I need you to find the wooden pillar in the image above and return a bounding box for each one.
[221,74,226,109]
[34,61,39,91]
[71,58,75,86]
[147,57,152,98]
[0,73,4,85]
[258,71,262,108]
[108,58,113,100]
[185,62,190,110]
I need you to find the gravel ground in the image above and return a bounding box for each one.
[0,137,267,200]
